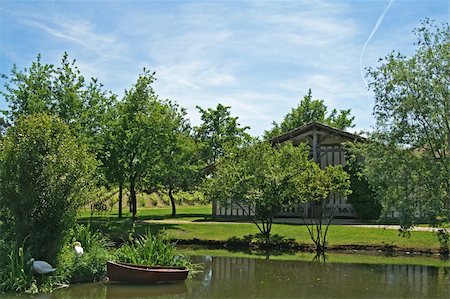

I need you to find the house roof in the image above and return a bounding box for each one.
[268,121,364,145]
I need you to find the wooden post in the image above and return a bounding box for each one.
[312,129,318,163]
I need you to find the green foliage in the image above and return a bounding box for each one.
[264,89,355,138]
[344,155,381,220]
[102,69,189,219]
[0,114,97,262]
[116,230,191,267]
[195,103,251,164]
[1,53,116,157]
[204,141,350,244]
[436,229,449,255]
[0,244,37,294]
[56,225,113,283]
[360,19,450,230]
[155,103,204,216]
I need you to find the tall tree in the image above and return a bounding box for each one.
[264,89,355,139]
[359,20,449,246]
[105,70,183,219]
[157,127,205,217]
[1,53,116,156]
[194,104,250,165]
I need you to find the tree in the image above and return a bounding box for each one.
[0,114,96,262]
[100,105,127,217]
[1,53,116,158]
[264,89,355,139]
[360,19,449,250]
[104,70,183,219]
[157,128,205,217]
[344,155,381,220]
[194,104,250,165]
[204,141,350,246]
[299,163,350,255]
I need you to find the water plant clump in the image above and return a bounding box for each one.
[116,230,192,268]
[0,244,37,294]
[56,224,114,283]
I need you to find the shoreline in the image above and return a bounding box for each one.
[172,238,445,258]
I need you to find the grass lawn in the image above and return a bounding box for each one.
[80,205,442,251]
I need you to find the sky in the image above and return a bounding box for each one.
[0,0,449,137]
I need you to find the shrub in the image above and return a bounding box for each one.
[0,114,97,263]
[56,224,113,283]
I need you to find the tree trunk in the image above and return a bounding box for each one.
[130,176,137,220]
[169,187,177,217]
[118,180,123,218]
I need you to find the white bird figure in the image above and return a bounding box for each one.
[73,241,84,256]
[32,259,56,274]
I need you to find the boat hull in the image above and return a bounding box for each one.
[107,261,189,284]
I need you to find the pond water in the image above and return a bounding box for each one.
[2,253,449,299]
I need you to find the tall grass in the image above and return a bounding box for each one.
[116,230,191,267]
[0,243,37,294]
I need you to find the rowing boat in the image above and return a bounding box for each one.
[107,261,189,284]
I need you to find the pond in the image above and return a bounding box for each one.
[2,252,449,298]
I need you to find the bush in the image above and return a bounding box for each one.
[56,224,113,283]
[0,114,97,263]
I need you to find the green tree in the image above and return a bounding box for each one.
[100,104,127,217]
[264,89,355,138]
[194,104,250,165]
[344,155,381,220]
[1,53,116,157]
[0,114,96,262]
[361,20,449,249]
[300,164,351,255]
[204,141,350,247]
[104,70,183,219]
[157,127,205,217]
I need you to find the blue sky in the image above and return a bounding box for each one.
[0,0,449,136]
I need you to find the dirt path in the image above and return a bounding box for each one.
[142,219,246,225]
[352,225,445,232]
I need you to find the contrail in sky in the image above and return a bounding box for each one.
[359,0,395,89]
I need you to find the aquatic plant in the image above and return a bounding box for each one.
[116,230,191,267]
[0,244,37,294]
[56,224,113,283]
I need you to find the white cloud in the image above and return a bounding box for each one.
[2,0,447,137]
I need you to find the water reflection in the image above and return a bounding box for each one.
[1,255,449,299]
[190,255,450,298]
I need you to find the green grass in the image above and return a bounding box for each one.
[81,204,441,251]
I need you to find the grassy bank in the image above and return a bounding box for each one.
[81,205,442,253]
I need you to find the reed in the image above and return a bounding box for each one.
[0,243,37,293]
[116,230,191,267]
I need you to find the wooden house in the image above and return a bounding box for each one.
[212,122,363,219]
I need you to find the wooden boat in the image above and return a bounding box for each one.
[106,261,189,284]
